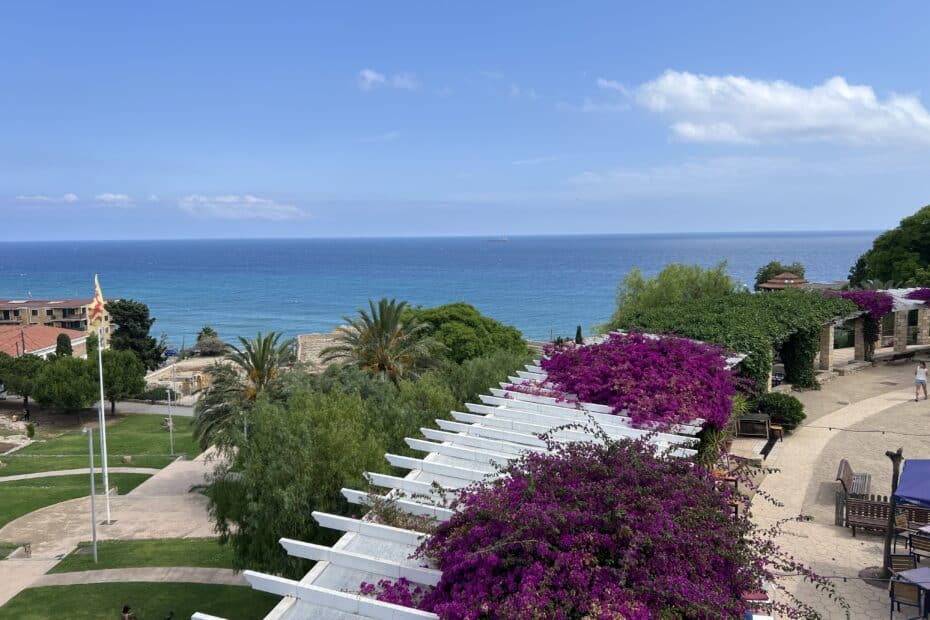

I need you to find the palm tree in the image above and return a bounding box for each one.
[321,298,439,382]
[227,331,295,401]
[193,331,294,450]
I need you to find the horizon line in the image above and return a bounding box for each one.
[0,228,883,243]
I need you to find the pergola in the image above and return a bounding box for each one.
[817,289,930,372]
[194,360,704,620]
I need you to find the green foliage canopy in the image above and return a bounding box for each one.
[34,356,97,411]
[754,261,806,290]
[404,302,527,364]
[2,354,46,413]
[610,289,857,391]
[849,204,930,287]
[55,333,73,357]
[208,388,387,578]
[106,299,166,371]
[602,262,742,331]
[101,349,146,415]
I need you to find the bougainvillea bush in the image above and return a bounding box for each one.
[825,289,893,360]
[363,437,841,619]
[539,332,740,429]
[906,288,930,302]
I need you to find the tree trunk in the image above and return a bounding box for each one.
[110,399,116,417]
[23,395,30,415]
[882,447,904,577]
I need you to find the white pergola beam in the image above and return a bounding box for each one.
[404,437,511,466]
[311,511,427,546]
[385,453,493,481]
[365,472,446,497]
[419,428,544,457]
[342,488,455,520]
[279,538,442,586]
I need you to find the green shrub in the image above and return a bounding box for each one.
[26,423,35,439]
[753,392,805,430]
[136,387,179,403]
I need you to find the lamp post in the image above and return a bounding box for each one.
[82,427,98,563]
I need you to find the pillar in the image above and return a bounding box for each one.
[894,311,908,353]
[854,319,866,362]
[818,324,834,371]
[918,308,930,345]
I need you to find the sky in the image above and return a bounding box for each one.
[2,1,930,240]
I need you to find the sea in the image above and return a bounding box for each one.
[0,232,877,346]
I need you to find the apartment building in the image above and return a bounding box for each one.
[0,298,112,346]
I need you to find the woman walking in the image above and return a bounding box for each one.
[916,361,928,402]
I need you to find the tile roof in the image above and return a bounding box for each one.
[0,325,87,357]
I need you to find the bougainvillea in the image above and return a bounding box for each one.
[363,437,843,619]
[538,332,740,429]
[906,288,930,302]
[825,289,893,360]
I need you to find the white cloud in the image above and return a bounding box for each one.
[391,73,419,90]
[15,193,79,203]
[147,194,160,202]
[509,84,538,100]
[358,130,400,143]
[358,68,419,91]
[512,156,557,166]
[636,70,930,145]
[95,193,132,204]
[357,68,386,91]
[596,77,629,96]
[178,194,304,220]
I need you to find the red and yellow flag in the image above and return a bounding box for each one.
[89,274,105,328]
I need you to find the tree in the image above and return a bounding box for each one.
[86,333,99,356]
[404,302,527,364]
[754,260,806,291]
[601,262,741,331]
[574,325,584,344]
[3,355,45,414]
[33,356,97,411]
[106,299,166,371]
[193,332,294,450]
[227,332,295,400]
[100,349,146,416]
[196,326,226,356]
[849,204,930,287]
[55,333,73,357]
[207,388,387,577]
[322,298,439,383]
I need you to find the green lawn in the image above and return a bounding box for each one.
[50,538,234,573]
[0,473,150,529]
[0,583,280,620]
[0,416,199,477]
[0,542,19,559]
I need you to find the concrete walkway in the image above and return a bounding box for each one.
[0,449,220,607]
[35,566,246,587]
[0,467,160,483]
[751,365,930,618]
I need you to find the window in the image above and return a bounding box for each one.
[31,309,38,316]
[46,309,53,316]
[13,310,19,317]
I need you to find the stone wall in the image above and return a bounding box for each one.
[296,330,341,372]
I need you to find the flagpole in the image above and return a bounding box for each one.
[96,326,111,524]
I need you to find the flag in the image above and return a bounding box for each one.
[89,274,105,328]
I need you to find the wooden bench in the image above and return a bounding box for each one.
[845,497,890,536]
[844,498,930,537]
[836,459,871,497]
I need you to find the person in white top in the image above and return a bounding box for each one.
[916,361,928,402]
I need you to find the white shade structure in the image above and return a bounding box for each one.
[201,358,706,620]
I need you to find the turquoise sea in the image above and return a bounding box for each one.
[0,232,877,345]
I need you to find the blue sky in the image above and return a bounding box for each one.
[2,1,929,240]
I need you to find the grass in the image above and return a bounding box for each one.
[0,542,19,559]
[0,416,200,477]
[0,583,280,620]
[0,473,150,529]
[50,538,234,573]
